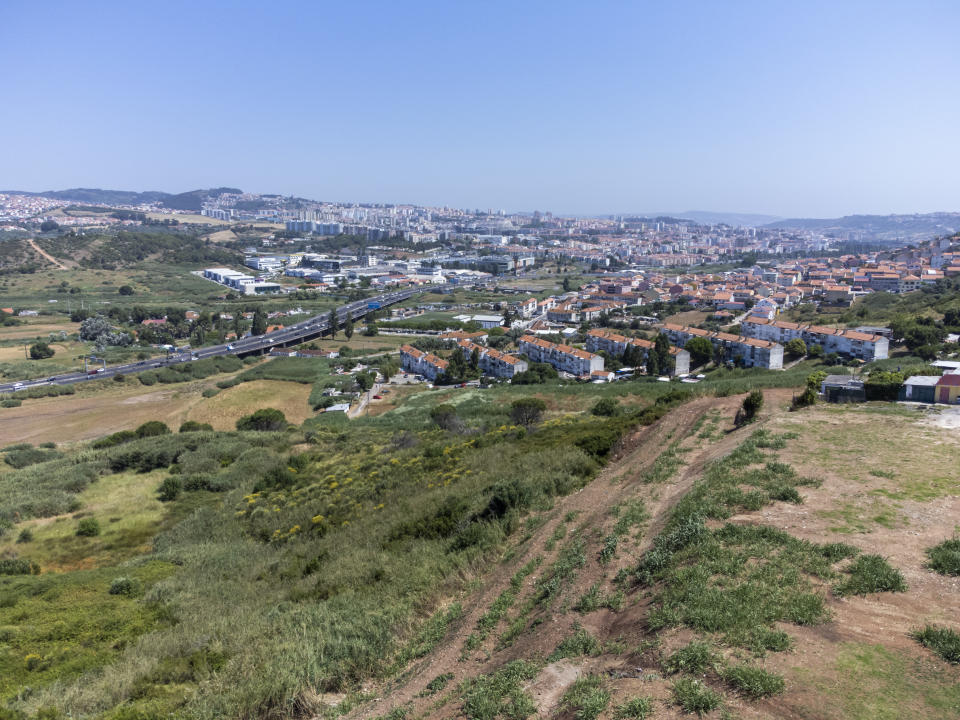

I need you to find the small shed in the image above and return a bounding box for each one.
[899,375,939,403]
[820,375,865,403]
[936,372,960,404]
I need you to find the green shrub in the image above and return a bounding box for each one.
[92,429,137,448]
[179,420,214,433]
[158,476,183,502]
[236,408,287,431]
[671,677,721,716]
[138,371,158,386]
[560,674,610,720]
[4,446,62,469]
[549,624,601,660]
[834,554,907,596]
[201,387,220,398]
[722,664,785,698]
[461,660,539,720]
[912,625,960,664]
[0,557,41,575]
[423,672,453,695]
[664,640,717,675]
[16,528,33,544]
[926,538,960,576]
[591,397,621,417]
[108,577,142,597]
[76,517,101,537]
[612,697,653,720]
[509,397,546,426]
[135,420,170,438]
[1,398,22,408]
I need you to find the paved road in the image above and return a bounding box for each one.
[0,286,443,394]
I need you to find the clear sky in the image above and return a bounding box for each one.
[1,0,958,217]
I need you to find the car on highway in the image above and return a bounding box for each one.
[227,344,235,350]
[13,382,23,389]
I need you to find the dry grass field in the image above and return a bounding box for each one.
[183,379,313,429]
[0,377,313,445]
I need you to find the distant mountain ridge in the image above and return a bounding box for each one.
[0,187,243,212]
[763,212,960,240]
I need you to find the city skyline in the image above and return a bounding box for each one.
[2,0,959,217]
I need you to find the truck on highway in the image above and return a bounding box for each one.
[367,301,382,310]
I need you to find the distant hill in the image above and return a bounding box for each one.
[1,187,243,211]
[674,210,784,227]
[763,212,960,240]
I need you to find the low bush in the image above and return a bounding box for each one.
[664,640,717,675]
[4,446,62,469]
[158,476,183,502]
[108,577,142,597]
[92,430,137,448]
[612,696,653,720]
[76,517,100,537]
[135,420,170,438]
[912,625,960,664]
[460,660,539,720]
[834,554,907,596]
[560,674,610,720]
[0,557,41,575]
[925,538,960,576]
[671,677,721,715]
[179,420,214,433]
[722,664,785,698]
[236,408,287,432]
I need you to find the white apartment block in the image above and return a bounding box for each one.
[456,340,528,378]
[741,318,889,361]
[517,335,604,377]
[585,329,691,376]
[662,324,784,369]
[400,345,449,381]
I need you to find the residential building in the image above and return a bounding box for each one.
[455,340,528,378]
[517,335,604,377]
[399,345,449,381]
[585,329,691,376]
[662,324,784,369]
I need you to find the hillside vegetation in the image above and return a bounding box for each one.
[1,372,958,720]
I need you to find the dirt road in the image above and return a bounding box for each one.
[28,238,69,270]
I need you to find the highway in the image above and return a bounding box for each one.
[0,287,435,394]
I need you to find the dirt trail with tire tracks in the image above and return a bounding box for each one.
[28,238,69,270]
[344,393,749,719]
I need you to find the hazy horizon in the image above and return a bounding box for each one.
[2,0,958,218]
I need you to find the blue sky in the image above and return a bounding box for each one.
[1,0,958,217]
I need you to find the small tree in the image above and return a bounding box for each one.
[344,318,354,340]
[118,285,135,296]
[784,338,807,358]
[510,397,546,426]
[236,408,287,431]
[29,341,55,359]
[158,476,183,502]
[430,404,461,431]
[135,420,170,438]
[736,390,764,426]
[684,337,713,367]
[76,518,100,537]
[328,309,338,339]
[363,322,379,336]
[355,371,375,391]
[591,397,621,417]
[251,306,268,336]
[807,344,823,358]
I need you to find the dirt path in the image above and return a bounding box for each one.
[27,238,69,270]
[345,393,748,719]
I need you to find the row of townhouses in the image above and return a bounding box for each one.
[517,335,605,377]
[740,318,889,361]
[399,345,449,381]
[455,340,528,378]
[585,329,691,376]
[661,324,784,369]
